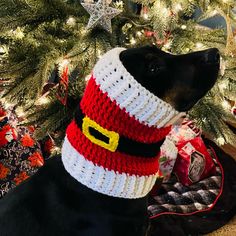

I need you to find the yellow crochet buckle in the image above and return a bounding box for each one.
[82,116,119,152]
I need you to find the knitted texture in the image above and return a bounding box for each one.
[93,48,178,128]
[66,120,160,176]
[80,77,172,143]
[63,137,157,199]
[62,48,179,199]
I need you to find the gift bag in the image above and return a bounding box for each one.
[174,137,216,186]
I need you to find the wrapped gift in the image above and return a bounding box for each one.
[168,118,201,145]
[159,138,178,182]
[159,119,201,182]
[173,137,216,186]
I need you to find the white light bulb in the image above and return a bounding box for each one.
[222,100,231,109]
[130,38,136,45]
[66,17,76,26]
[15,107,25,117]
[60,59,69,68]
[219,81,228,90]
[0,46,5,53]
[217,137,225,145]
[3,101,14,109]
[36,96,50,105]
[164,41,172,49]
[181,25,187,29]
[85,74,91,82]
[14,27,24,39]
[136,31,142,37]
[115,1,124,8]
[143,13,149,20]
[97,49,102,58]
[81,28,87,35]
[52,146,60,153]
[212,10,218,15]
[174,3,183,12]
[196,42,204,49]
[162,7,169,16]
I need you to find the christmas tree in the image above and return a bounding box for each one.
[0,0,236,152]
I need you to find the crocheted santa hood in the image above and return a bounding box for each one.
[62,48,179,199]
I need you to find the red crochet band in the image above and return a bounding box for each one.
[66,120,159,176]
[80,77,171,143]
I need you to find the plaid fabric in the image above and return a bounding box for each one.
[148,148,222,217]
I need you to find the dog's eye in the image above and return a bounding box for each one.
[148,63,162,73]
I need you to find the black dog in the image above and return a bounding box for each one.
[0,46,219,236]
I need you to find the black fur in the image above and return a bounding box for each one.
[0,46,219,236]
[120,46,219,111]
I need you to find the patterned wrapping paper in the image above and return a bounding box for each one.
[148,148,222,217]
[0,105,44,198]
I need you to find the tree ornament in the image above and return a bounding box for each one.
[232,107,236,116]
[225,14,236,57]
[41,64,60,96]
[81,0,122,33]
[231,102,236,117]
[57,65,69,106]
[144,30,154,38]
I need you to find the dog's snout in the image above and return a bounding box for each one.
[203,48,220,64]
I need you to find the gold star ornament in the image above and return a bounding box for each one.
[81,0,122,33]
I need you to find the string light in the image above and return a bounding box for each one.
[161,7,169,16]
[97,49,102,58]
[52,146,61,153]
[212,10,218,16]
[81,28,87,35]
[0,46,5,53]
[216,137,226,145]
[136,31,142,37]
[181,25,187,29]
[12,27,24,39]
[59,58,70,69]
[196,42,204,49]
[163,41,172,50]
[222,100,231,109]
[85,74,91,82]
[15,107,25,117]
[143,13,149,20]
[220,57,226,76]
[83,0,94,3]
[174,3,183,12]
[66,17,76,26]
[0,99,14,109]
[218,81,228,90]
[130,38,136,45]
[114,0,124,9]
[35,96,50,105]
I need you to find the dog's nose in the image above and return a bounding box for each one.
[203,48,220,64]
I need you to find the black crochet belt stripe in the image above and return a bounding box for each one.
[74,106,165,158]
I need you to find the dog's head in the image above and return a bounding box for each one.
[120,46,220,112]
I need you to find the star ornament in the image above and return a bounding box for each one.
[81,0,122,33]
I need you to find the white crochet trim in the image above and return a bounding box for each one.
[93,48,179,128]
[62,136,158,199]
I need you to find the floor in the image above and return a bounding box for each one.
[206,143,236,235]
[207,216,236,235]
